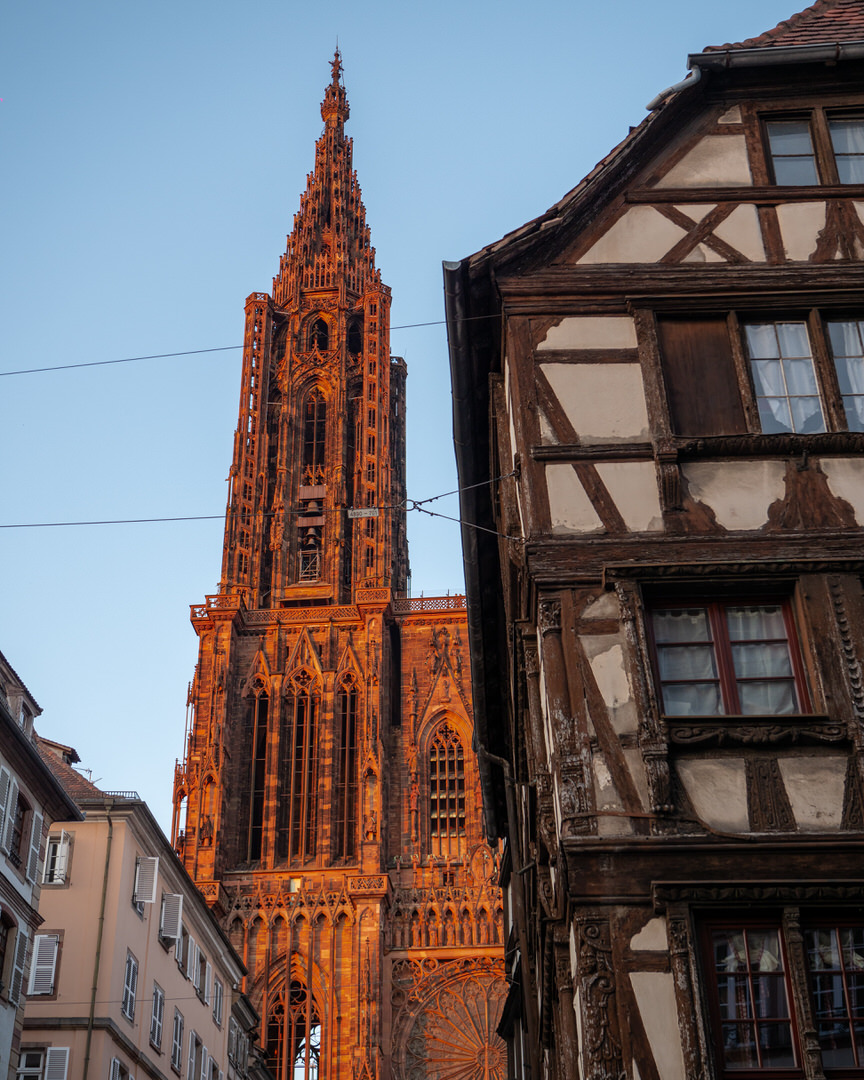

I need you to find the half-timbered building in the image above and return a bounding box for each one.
[173,55,506,1080]
[446,2,864,1077]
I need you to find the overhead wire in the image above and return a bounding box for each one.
[0,313,500,378]
[0,472,523,542]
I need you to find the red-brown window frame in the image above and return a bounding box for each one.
[700,915,804,1079]
[761,108,864,187]
[648,598,812,718]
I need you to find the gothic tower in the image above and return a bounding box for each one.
[173,56,507,1080]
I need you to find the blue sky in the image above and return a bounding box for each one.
[1,0,799,832]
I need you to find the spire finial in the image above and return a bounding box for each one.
[330,48,342,86]
[321,48,349,126]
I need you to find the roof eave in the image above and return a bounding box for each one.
[690,40,864,70]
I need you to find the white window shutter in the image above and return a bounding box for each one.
[204,961,212,1005]
[186,935,197,980]
[26,811,44,882]
[187,1036,196,1080]
[160,893,183,940]
[133,856,159,903]
[44,1048,69,1080]
[54,830,71,883]
[110,1059,121,1080]
[199,1047,208,1080]
[0,767,11,842]
[9,926,28,1004]
[2,779,18,853]
[27,933,59,995]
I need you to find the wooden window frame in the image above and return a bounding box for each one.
[657,311,861,436]
[648,597,812,719]
[761,108,864,187]
[699,912,864,1078]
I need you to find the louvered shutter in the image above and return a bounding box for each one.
[186,935,196,979]
[199,1047,208,1080]
[54,830,71,883]
[44,1048,69,1080]
[133,856,159,903]
[27,933,59,995]
[160,893,183,940]
[110,1059,121,1080]
[204,961,212,1005]
[9,926,28,1003]
[187,1035,196,1080]
[2,780,18,853]
[26,811,44,882]
[0,768,11,842]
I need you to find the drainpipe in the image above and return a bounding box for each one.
[646,65,702,111]
[82,801,114,1080]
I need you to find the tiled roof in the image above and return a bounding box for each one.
[36,735,105,806]
[704,0,864,51]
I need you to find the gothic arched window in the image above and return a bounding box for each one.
[308,316,329,352]
[347,317,363,355]
[333,676,358,860]
[302,389,326,487]
[429,721,466,856]
[278,671,320,864]
[247,686,269,861]
[266,980,321,1080]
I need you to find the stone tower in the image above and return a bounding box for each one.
[172,55,507,1080]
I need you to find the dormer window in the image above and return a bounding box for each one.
[764,111,864,185]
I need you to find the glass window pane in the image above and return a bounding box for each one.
[807,928,841,971]
[836,356,864,396]
[773,156,820,186]
[818,1022,856,1069]
[746,930,784,974]
[767,121,815,155]
[715,931,748,971]
[757,1023,795,1068]
[726,606,786,641]
[776,322,811,358]
[751,358,785,396]
[731,643,793,679]
[745,323,780,358]
[837,158,864,183]
[791,394,827,433]
[662,682,723,716]
[652,608,710,643]
[829,119,864,155]
[718,975,755,1019]
[657,644,718,681]
[721,1023,758,1069]
[783,356,819,394]
[828,319,864,359]
[757,396,793,433]
[739,680,796,715]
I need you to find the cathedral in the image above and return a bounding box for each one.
[172,55,506,1080]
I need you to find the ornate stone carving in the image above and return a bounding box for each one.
[390,958,507,1080]
[669,720,844,746]
[654,882,864,908]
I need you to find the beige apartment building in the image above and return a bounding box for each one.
[21,758,260,1080]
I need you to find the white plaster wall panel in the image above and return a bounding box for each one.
[594,461,664,532]
[537,315,638,351]
[682,460,787,530]
[630,973,688,1080]
[674,203,718,221]
[822,458,864,523]
[582,637,638,735]
[677,758,749,832]
[712,204,766,262]
[631,917,668,952]
[778,757,846,831]
[683,242,726,263]
[594,755,632,837]
[776,202,826,261]
[581,591,619,620]
[541,363,651,444]
[655,134,753,188]
[538,406,557,445]
[546,464,604,534]
[623,748,651,811]
[718,106,743,124]
[577,206,686,265]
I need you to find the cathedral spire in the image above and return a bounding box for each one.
[321,48,349,127]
